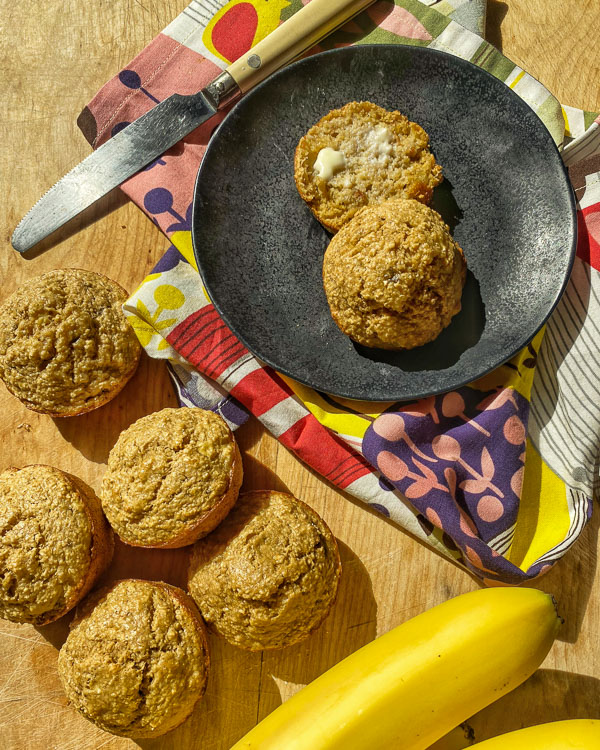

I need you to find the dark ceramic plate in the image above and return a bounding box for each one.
[192,45,576,402]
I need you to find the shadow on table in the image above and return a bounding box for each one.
[234,414,263,454]
[469,668,600,743]
[236,442,294,495]
[54,354,177,464]
[486,1,509,52]
[106,537,191,590]
[34,611,74,650]
[533,505,599,644]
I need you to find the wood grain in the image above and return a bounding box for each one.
[0,1,599,748]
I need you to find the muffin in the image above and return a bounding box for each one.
[0,465,113,625]
[58,579,209,739]
[294,101,443,232]
[101,408,243,548]
[323,199,466,349]
[188,490,341,651]
[0,268,141,416]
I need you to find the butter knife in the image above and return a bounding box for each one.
[12,0,375,253]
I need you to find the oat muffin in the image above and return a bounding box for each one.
[58,579,209,739]
[0,465,113,625]
[294,101,443,232]
[323,199,466,350]
[0,269,141,416]
[188,490,341,651]
[101,408,243,548]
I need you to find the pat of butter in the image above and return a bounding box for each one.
[366,125,393,158]
[313,147,346,181]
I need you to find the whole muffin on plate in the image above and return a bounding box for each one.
[294,100,443,232]
[323,199,466,349]
[0,268,141,416]
[58,579,209,739]
[0,464,113,625]
[188,490,341,651]
[101,407,243,548]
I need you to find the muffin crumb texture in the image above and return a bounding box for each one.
[101,408,242,547]
[0,465,107,625]
[58,579,209,739]
[0,269,141,416]
[294,101,443,232]
[323,199,466,349]
[188,490,341,651]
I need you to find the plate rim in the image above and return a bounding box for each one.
[192,43,577,402]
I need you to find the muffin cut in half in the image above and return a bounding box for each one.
[294,101,443,232]
[188,490,341,651]
[0,268,141,416]
[101,407,243,548]
[322,199,466,350]
[0,464,113,625]
[58,579,209,739]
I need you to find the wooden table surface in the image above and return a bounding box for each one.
[1,1,599,748]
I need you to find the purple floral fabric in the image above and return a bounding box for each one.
[363,386,552,584]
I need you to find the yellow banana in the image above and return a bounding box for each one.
[230,588,561,750]
[469,719,600,748]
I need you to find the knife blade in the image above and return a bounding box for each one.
[11,89,220,254]
[12,0,376,254]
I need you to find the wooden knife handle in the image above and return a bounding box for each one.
[225,0,376,94]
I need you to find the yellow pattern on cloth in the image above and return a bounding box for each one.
[508,440,571,571]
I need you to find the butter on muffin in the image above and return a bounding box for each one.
[101,408,243,549]
[0,465,113,625]
[0,269,141,416]
[58,579,209,739]
[188,490,341,651]
[323,199,466,350]
[294,101,443,232]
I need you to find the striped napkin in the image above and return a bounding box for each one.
[79,0,600,585]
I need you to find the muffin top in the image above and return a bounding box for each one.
[0,268,141,416]
[294,101,443,232]
[58,579,209,739]
[101,408,240,547]
[188,490,341,651]
[0,465,96,624]
[323,199,466,350]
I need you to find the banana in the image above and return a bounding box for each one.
[468,719,600,748]
[230,587,561,750]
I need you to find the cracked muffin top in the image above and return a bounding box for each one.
[322,199,466,350]
[58,579,209,739]
[0,269,141,416]
[101,408,243,548]
[294,101,443,232]
[187,490,341,651]
[0,464,113,625]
